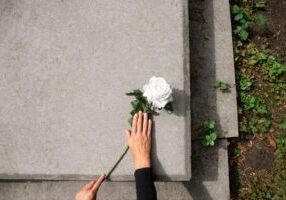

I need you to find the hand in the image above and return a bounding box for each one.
[125,111,152,169]
[75,175,105,200]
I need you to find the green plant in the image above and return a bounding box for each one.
[239,75,253,91]
[215,80,231,92]
[240,93,268,114]
[231,0,286,199]
[126,89,173,124]
[279,123,286,131]
[253,14,268,27]
[239,92,271,134]
[232,4,251,41]
[253,1,267,9]
[279,115,286,131]
[231,3,268,41]
[262,56,286,81]
[232,147,242,157]
[275,137,286,159]
[202,120,218,147]
[243,46,286,81]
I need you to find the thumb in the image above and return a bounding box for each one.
[91,175,105,194]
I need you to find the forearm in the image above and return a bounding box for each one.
[135,168,157,200]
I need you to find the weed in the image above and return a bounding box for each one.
[215,80,231,92]
[262,57,286,81]
[239,75,253,91]
[279,115,286,131]
[252,1,267,9]
[230,0,286,199]
[232,4,251,41]
[236,44,286,82]
[231,3,268,41]
[253,14,268,27]
[201,120,218,147]
[232,147,242,157]
[240,93,268,114]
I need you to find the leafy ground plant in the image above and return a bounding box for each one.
[215,80,231,92]
[239,75,253,91]
[202,120,218,147]
[231,3,268,41]
[229,0,286,199]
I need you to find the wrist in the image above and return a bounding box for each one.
[134,158,151,169]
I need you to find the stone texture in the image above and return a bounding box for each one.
[0,0,236,198]
[0,140,230,200]
[0,0,190,180]
[190,0,239,139]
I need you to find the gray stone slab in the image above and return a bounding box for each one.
[0,0,191,180]
[190,0,239,139]
[0,140,230,200]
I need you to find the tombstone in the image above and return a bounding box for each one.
[0,0,190,181]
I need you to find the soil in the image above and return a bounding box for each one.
[229,0,286,199]
[252,0,286,62]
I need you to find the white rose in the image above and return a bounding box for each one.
[143,76,173,109]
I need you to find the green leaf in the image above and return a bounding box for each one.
[234,13,244,21]
[253,1,267,9]
[248,59,257,65]
[126,89,143,96]
[131,99,140,109]
[232,5,240,14]
[239,29,249,41]
[239,76,253,91]
[136,95,148,104]
[254,14,268,26]
[203,120,215,130]
[201,120,218,147]
[164,102,174,112]
[215,80,231,92]
[279,123,286,130]
[210,132,218,141]
[145,105,158,115]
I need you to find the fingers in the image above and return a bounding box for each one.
[82,180,95,190]
[147,119,152,137]
[91,175,105,194]
[142,113,148,135]
[137,111,143,133]
[132,113,138,133]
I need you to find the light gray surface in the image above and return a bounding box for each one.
[0,0,236,198]
[190,0,238,139]
[0,0,191,180]
[0,140,230,200]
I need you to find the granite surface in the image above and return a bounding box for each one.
[0,0,190,181]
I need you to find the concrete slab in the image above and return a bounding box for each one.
[190,0,239,139]
[0,0,190,180]
[0,140,230,200]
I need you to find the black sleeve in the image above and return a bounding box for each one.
[134,168,157,200]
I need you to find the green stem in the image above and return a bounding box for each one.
[105,145,129,179]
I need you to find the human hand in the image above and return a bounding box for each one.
[75,175,105,200]
[125,111,152,169]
